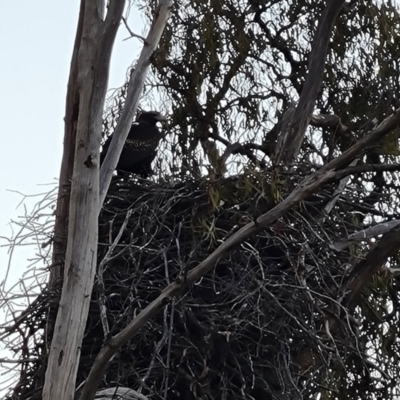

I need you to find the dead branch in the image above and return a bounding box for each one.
[310,113,351,134]
[333,220,400,252]
[122,17,146,42]
[98,209,133,338]
[321,159,358,221]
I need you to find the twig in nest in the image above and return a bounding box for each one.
[97,209,133,338]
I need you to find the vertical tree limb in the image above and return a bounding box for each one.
[50,0,85,288]
[274,0,346,164]
[43,2,125,400]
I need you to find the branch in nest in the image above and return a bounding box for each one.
[333,220,400,252]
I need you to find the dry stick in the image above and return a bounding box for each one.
[98,209,133,338]
[122,17,147,42]
[80,108,400,400]
[333,220,400,252]
[275,0,346,164]
[321,159,358,221]
[99,0,173,209]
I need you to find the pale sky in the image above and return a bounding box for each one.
[0,1,146,394]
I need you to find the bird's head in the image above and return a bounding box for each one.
[136,111,167,125]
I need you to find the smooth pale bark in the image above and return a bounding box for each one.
[274,0,346,164]
[99,0,174,209]
[43,2,125,400]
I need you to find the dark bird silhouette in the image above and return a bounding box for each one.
[101,111,166,177]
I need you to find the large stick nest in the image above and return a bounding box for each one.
[4,167,398,400]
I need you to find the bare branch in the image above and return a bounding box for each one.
[99,0,173,208]
[122,17,146,42]
[98,209,132,338]
[310,113,351,134]
[321,159,358,221]
[344,223,400,307]
[275,0,346,164]
[320,161,400,221]
[333,220,400,251]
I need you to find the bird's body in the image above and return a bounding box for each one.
[101,111,166,177]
